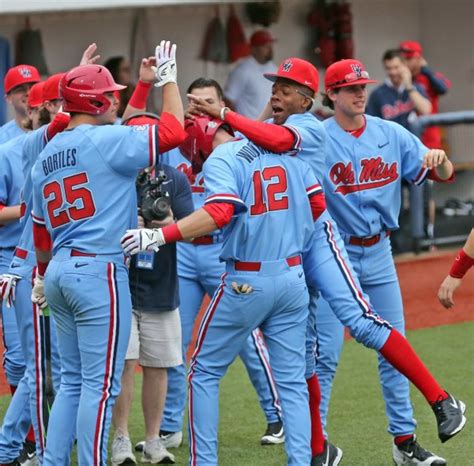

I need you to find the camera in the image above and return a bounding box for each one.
[137,168,172,222]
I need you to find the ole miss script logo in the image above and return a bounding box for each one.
[330,157,398,195]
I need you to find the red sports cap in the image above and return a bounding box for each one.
[42,73,65,102]
[264,57,319,94]
[399,40,423,58]
[250,30,276,47]
[324,59,377,92]
[28,82,45,108]
[4,65,41,94]
[122,112,160,127]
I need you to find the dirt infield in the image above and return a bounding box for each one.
[0,252,472,396]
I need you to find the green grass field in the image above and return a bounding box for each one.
[1,323,473,465]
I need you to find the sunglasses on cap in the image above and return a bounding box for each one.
[329,70,371,88]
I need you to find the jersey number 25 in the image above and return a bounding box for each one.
[43,172,96,228]
[250,166,289,216]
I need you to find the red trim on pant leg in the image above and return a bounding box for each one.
[93,263,118,466]
[188,277,226,466]
[32,267,45,454]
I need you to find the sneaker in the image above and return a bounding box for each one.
[311,441,343,466]
[260,421,285,445]
[135,431,183,452]
[111,435,137,466]
[160,430,183,449]
[432,392,467,443]
[17,441,38,466]
[142,437,175,464]
[393,435,446,465]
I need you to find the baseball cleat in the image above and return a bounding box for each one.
[17,440,39,466]
[141,437,175,464]
[392,435,446,465]
[432,392,466,442]
[311,441,343,466]
[260,421,285,445]
[111,435,137,465]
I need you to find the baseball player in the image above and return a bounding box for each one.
[438,228,474,309]
[121,116,324,466]
[313,58,457,465]
[30,41,186,466]
[0,75,73,466]
[0,65,40,144]
[158,78,284,449]
[188,56,467,465]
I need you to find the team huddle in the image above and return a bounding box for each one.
[0,39,469,466]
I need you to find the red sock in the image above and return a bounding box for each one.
[9,384,17,395]
[380,329,448,405]
[307,374,325,456]
[394,434,413,445]
[26,425,35,443]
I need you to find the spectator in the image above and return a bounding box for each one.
[111,113,193,466]
[400,40,452,249]
[367,49,432,253]
[0,64,40,143]
[104,56,134,117]
[224,30,277,119]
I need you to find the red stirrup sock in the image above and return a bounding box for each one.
[9,384,17,395]
[380,329,448,405]
[307,374,325,456]
[26,425,35,443]
[394,434,413,445]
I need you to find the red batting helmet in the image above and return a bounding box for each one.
[4,65,40,94]
[264,57,319,94]
[60,64,126,115]
[180,117,233,175]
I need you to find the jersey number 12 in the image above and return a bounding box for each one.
[43,172,96,228]
[250,166,289,215]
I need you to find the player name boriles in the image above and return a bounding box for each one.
[330,157,399,195]
[42,148,77,176]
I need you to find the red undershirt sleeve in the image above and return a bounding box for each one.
[202,202,235,229]
[158,112,188,153]
[309,192,327,221]
[427,168,455,183]
[224,111,296,153]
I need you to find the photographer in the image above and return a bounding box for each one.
[111,113,193,466]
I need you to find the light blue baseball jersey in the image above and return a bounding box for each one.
[203,139,320,262]
[0,119,24,144]
[267,111,327,182]
[9,126,50,276]
[322,115,430,237]
[0,135,26,248]
[32,123,159,255]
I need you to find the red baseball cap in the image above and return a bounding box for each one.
[4,64,41,94]
[399,40,423,58]
[42,73,65,102]
[250,30,276,47]
[324,59,377,92]
[264,57,319,94]
[28,81,45,108]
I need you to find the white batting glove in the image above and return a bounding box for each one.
[31,274,48,311]
[121,228,165,255]
[154,40,177,87]
[0,274,21,308]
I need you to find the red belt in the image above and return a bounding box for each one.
[14,248,28,259]
[71,249,96,257]
[349,231,390,247]
[234,255,302,272]
[192,236,214,246]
